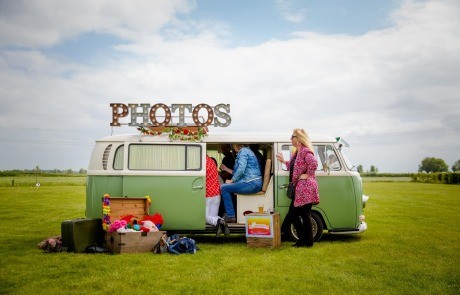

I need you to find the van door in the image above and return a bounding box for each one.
[315,144,358,229]
[121,142,206,230]
[274,143,293,220]
[275,142,358,230]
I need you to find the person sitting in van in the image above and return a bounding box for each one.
[221,144,262,223]
[250,144,265,176]
[219,145,235,182]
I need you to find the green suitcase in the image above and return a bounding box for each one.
[61,218,104,253]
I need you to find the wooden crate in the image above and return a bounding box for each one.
[104,197,165,254]
[105,231,165,254]
[109,197,149,220]
[245,213,281,248]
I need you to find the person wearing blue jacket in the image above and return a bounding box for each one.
[220,144,262,223]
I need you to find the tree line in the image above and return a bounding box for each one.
[0,167,87,177]
[358,158,460,174]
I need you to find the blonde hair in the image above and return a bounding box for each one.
[293,129,313,152]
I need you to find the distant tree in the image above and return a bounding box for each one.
[66,169,73,174]
[357,165,364,173]
[452,160,460,172]
[370,165,378,173]
[418,157,448,173]
[79,168,87,174]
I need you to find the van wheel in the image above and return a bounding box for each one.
[287,211,324,242]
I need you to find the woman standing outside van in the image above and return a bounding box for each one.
[221,144,262,223]
[276,129,320,247]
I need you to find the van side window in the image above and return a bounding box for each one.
[314,146,325,171]
[316,145,340,171]
[281,144,334,172]
[113,145,124,170]
[102,144,112,170]
[187,145,201,170]
[128,144,202,171]
[280,145,323,171]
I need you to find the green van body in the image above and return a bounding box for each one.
[86,132,368,241]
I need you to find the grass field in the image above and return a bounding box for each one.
[0,178,458,294]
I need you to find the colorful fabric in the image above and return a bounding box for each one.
[286,145,320,207]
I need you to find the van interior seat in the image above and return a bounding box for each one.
[236,159,273,223]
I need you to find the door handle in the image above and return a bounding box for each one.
[192,185,204,189]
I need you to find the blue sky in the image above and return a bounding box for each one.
[44,1,398,63]
[0,0,459,172]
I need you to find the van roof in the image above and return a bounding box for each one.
[96,132,337,144]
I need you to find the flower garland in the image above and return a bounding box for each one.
[137,126,207,142]
[102,194,111,232]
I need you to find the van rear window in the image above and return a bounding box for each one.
[128,144,201,171]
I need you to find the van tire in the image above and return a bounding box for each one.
[286,211,324,242]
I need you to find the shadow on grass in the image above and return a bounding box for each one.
[187,234,247,244]
[320,233,363,244]
[185,232,363,245]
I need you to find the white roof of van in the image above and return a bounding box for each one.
[96,131,337,144]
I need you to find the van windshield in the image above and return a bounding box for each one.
[340,149,356,171]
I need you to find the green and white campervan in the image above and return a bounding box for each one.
[86,132,368,241]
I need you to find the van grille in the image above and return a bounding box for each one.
[102,144,112,170]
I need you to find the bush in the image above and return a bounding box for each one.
[411,172,460,184]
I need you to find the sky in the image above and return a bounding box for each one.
[0,0,459,173]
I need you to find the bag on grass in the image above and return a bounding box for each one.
[43,237,62,253]
[85,244,109,254]
[153,232,169,254]
[167,234,198,254]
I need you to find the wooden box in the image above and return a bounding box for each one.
[104,197,166,254]
[109,197,149,220]
[105,231,165,254]
[245,213,281,248]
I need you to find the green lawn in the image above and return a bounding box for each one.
[0,181,458,294]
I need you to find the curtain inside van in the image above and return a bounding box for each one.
[128,144,201,170]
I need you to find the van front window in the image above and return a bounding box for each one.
[340,149,356,171]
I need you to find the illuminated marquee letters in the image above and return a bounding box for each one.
[110,103,231,127]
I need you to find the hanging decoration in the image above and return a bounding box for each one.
[137,126,208,142]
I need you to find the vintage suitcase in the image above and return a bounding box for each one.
[61,218,104,253]
[104,197,166,254]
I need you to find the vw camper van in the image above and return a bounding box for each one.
[86,132,368,241]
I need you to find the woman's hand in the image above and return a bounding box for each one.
[225,179,234,184]
[299,174,309,180]
[220,164,228,173]
[276,152,285,164]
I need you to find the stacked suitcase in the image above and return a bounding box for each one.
[61,218,104,253]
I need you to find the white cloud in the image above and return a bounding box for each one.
[0,0,459,171]
[0,0,195,47]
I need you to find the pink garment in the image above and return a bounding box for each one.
[285,145,320,207]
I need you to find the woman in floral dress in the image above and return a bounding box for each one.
[276,128,320,247]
